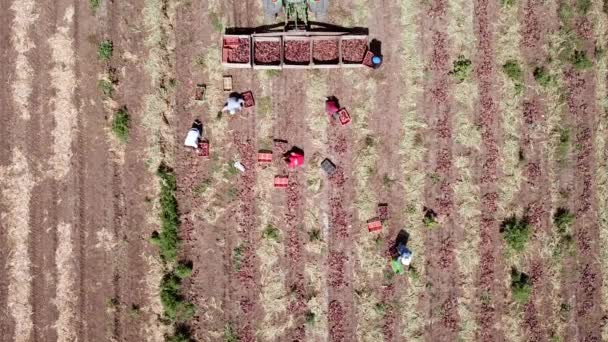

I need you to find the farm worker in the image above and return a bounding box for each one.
[222,95,245,115]
[184,119,203,149]
[325,97,339,115]
[391,242,412,275]
[372,55,383,69]
[396,243,412,267]
[286,152,304,168]
[284,147,305,168]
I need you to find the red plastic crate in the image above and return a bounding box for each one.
[274,176,289,188]
[258,151,272,163]
[367,218,382,232]
[242,91,255,108]
[337,108,351,125]
[378,203,389,221]
[362,50,374,68]
[198,140,209,157]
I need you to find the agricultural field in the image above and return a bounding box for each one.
[1,0,608,341]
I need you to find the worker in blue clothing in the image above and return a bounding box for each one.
[390,230,413,275]
[371,55,383,69]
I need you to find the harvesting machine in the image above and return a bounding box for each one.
[263,0,329,28]
[221,0,373,69]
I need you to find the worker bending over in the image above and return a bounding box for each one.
[325,96,339,115]
[184,119,203,149]
[222,94,245,115]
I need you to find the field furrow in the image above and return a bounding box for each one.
[231,134,261,342]
[303,71,330,342]
[270,71,311,341]
[595,2,608,340]
[517,0,558,340]
[397,0,428,340]
[417,0,461,339]
[496,2,527,341]
[326,116,357,341]
[349,71,384,342]
[564,56,603,342]
[365,0,408,340]
[447,0,481,339]
[472,0,507,340]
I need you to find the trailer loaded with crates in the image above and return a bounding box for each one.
[222,33,371,69]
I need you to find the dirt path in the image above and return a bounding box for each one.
[105,0,159,340]
[473,0,507,340]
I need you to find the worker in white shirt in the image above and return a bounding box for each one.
[184,119,203,149]
[222,94,245,115]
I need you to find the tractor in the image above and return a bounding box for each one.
[263,0,329,28]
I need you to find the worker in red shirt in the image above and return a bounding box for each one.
[325,96,339,115]
[325,96,341,123]
[284,147,304,168]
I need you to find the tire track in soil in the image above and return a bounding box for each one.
[326,71,357,342]
[72,0,124,340]
[473,0,507,340]
[24,0,58,340]
[564,66,603,342]
[272,71,310,341]
[105,1,125,340]
[418,0,460,339]
[518,1,557,340]
[106,0,157,340]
